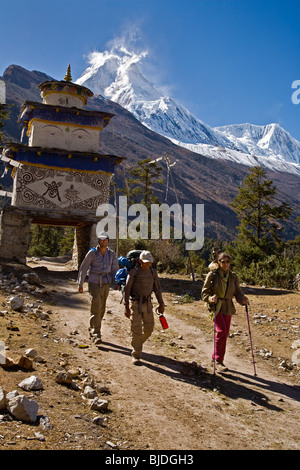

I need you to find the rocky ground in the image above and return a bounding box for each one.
[0,256,299,452]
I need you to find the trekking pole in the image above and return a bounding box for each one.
[245,304,257,376]
[120,286,124,304]
[213,305,216,376]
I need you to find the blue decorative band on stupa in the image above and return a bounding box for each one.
[2,143,123,174]
[19,101,114,130]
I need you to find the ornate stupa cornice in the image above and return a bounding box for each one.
[38,65,94,106]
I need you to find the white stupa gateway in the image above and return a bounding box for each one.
[0,66,124,266]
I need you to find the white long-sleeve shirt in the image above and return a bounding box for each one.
[77,247,119,288]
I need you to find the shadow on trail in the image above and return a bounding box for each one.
[143,353,293,411]
[25,257,298,411]
[98,341,132,356]
[242,286,296,296]
[32,265,78,282]
[221,370,300,403]
[49,290,87,310]
[97,341,291,411]
[27,260,88,310]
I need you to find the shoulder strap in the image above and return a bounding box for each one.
[211,269,217,291]
[132,265,141,278]
[90,247,97,260]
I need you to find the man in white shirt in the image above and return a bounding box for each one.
[78,231,119,345]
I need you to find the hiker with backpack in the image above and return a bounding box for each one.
[115,251,142,303]
[123,250,165,365]
[77,231,119,345]
[202,252,249,371]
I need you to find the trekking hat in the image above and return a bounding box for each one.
[139,250,153,263]
[97,231,109,241]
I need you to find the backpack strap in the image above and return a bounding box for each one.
[211,269,217,292]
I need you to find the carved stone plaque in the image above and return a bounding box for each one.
[12,165,112,214]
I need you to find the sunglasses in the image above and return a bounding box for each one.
[219,259,230,264]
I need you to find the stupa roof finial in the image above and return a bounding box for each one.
[64,64,72,82]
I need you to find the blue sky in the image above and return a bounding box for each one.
[1,0,300,140]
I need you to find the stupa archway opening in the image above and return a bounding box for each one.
[0,205,103,269]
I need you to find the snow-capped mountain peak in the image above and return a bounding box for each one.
[215,122,300,166]
[76,48,161,106]
[76,46,300,175]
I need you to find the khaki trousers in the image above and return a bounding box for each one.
[88,282,110,339]
[130,300,154,359]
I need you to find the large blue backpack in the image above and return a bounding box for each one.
[115,267,129,286]
[115,250,143,287]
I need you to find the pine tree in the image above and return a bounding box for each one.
[231,166,292,255]
[288,217,300,271]
[28,225,74,257]
[128,158,164,209]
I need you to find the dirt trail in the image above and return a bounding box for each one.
[1,256,299,451]
[31,257,300,451]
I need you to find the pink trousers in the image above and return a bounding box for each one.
[212,312,232,363]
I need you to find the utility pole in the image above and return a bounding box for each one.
[163,153,195,282]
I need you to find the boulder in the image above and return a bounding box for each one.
[18,376,44,391]
[24,348,38,359]
[55,371,74,385]
[7,394,39,423]
[22,272,41,285]
[6,390,19,401]
[90,398,109,412]
[0,387,6,411]
[9,295,24,311]
[84,386,97,399]
[17,355,33,370]
[37,311,50,320]
[39,415,53,430]
[1,356,17,369]
[55,371,80,390]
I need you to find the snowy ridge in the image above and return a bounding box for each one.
[76,47,300,175]
[170,140,300,176]
[215,123,300,166]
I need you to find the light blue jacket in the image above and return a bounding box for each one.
[77,247,119,288]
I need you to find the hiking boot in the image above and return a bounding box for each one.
[132,357,142,366]
[216,361,228,372]
[89,330,102,344]
[212,360,228,372]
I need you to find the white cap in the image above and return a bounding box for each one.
[97,231,109,240]
[139,250,153,263]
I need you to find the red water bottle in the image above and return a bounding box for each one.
[159,314,169,330]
